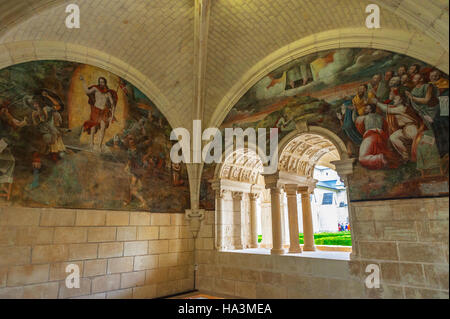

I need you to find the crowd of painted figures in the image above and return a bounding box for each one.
[0,76,185,206]
[336,65,449,174]
[0,90,67,191]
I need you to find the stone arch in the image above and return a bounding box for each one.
[278,125,349,177]
[274,126,354,254]
[0,40,178,129]
[213,142,267,184]
[211,127,354,253]
[0,42,193,213]
[211,145,266,251]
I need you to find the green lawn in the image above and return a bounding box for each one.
[257,231,351,246]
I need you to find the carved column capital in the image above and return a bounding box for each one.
[331,158,356,177]
[249,193,260,201]
[185,208,205,239]
[298,185,313,195]
[232,191,243,200]
[284,184,298,197]
[215,189,226,199]
[263,171,280,190]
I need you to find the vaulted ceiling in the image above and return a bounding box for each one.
[279,133,340,177]
[0,0,448,131]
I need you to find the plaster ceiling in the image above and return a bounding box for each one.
[0,0,448,129]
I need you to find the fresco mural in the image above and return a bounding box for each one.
[199,163,216,210]
[218,48,449,201]
[0,61,189,212]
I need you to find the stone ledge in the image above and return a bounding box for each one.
[223,248,351,261]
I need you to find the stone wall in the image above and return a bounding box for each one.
[1,196,447,299]
[196,197,449,299]
[351,197,449,298]
[0,206,194,299]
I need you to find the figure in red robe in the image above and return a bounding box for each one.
[355,104,399,170]
[80,76,118,151]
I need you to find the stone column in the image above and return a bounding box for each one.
[280,189,290,248]
[249,193,260,248]
[232,191,244,250]
[264,173,284,255]
[185,208,205,239]
[285,184,302,253]
[299,186,316,251]
[266,180,285,255]
[260,189,273,249]
[215,189,226,250]
[268,186,285,255]
[332,159,357,259]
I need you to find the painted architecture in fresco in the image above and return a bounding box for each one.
[213,48,449,202]
[0,61,189,212]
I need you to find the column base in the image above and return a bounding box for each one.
[288,247,302,254]
[350,252,358,260]
[249,244,259,249]
[270,248,285,255]
[302,245,316,251]
[234,245,244,250]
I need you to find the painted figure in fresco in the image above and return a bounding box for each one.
[367,74,381,100]
[171,162,184,186]
[0,100,28,130]
[124,136,148,209]
[388,76,408,102]
[406,64,421,89]
[356,103,398,170]
[274,114,296,132]
[406,74,440,136]
[336,100,362,148]
[1,102,27,193]
[397,65,407,78]
[30,96,66,161]
[400,74,410,91]
[367,74,382,100]
[408,64,421,79]
[377,71,394,102]
[29,152,42,190]
[430,69,450,96]
[405,74,443,175]
[24,94,67,189]
[80,76,118,152]
[375,95,422,162]
[352,84,369,116]
[286,62,313,89]
[0,138,15,199]
[429,69,449,158]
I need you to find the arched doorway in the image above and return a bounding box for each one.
[211,148,265,251]
[277,129,352,253]
[211,126,355,255]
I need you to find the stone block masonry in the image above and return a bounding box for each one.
[196,197,449,299]
[0,206,194,299]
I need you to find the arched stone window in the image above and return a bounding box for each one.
[211,125,356,257]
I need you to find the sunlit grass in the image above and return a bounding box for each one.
[257,231,352,246]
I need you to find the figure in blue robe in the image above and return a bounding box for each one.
[341,100,363,145]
